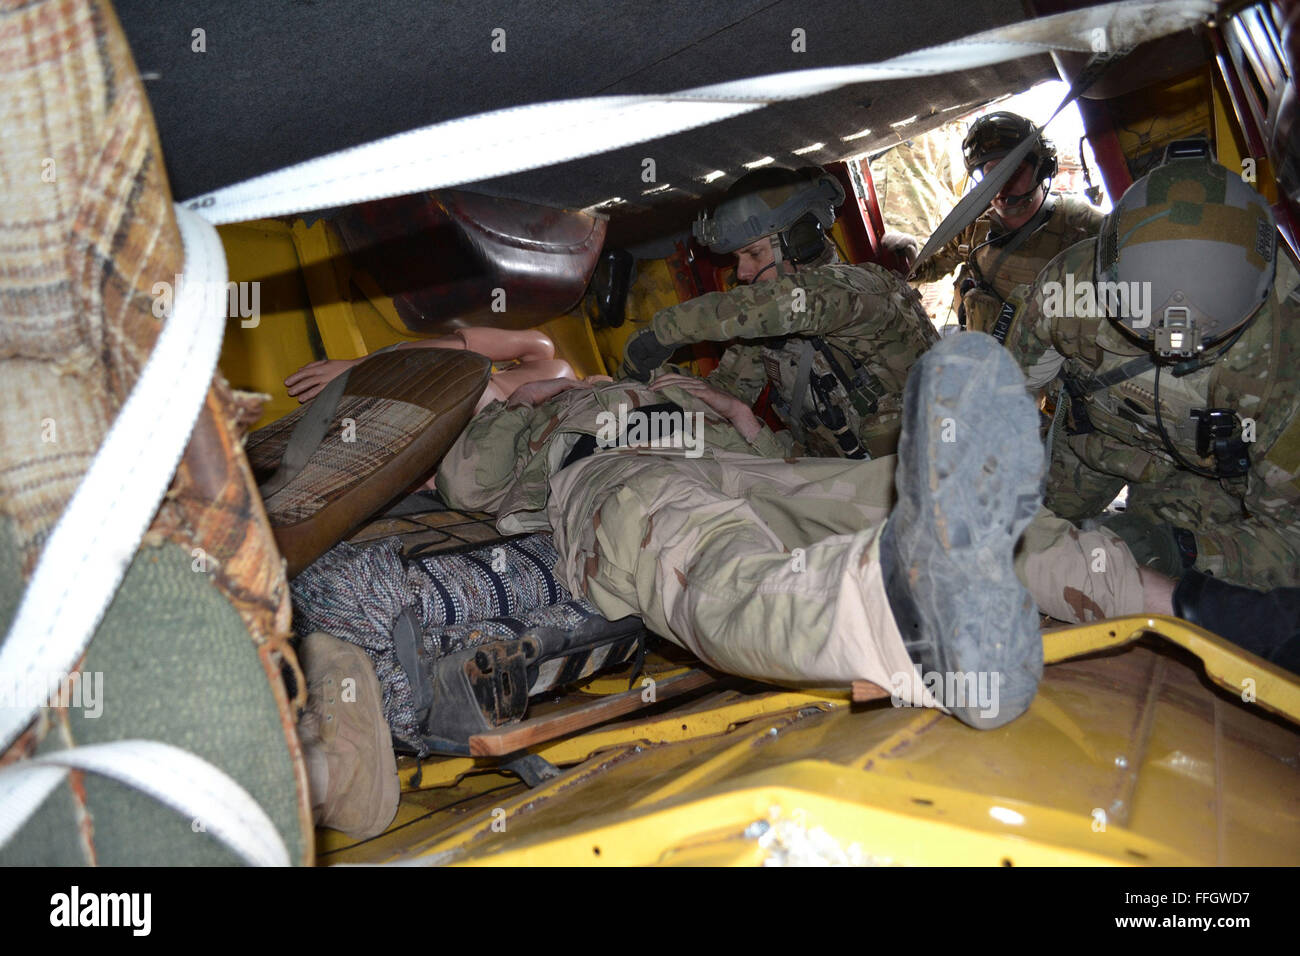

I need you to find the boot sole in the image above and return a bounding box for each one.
[883,333,1044,729]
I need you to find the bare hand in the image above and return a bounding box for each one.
[284,358,360,403]
[506,375,611,408]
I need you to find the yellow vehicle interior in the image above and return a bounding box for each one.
[103,1,1300,865]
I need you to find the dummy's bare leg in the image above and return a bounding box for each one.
[290,327,569,404]
[481,359,575,407]
[398,327,558,364]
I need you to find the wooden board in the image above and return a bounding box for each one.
[469,669,718,757]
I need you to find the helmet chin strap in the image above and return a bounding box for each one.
[992,179,1050,229]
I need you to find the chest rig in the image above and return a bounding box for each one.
[1054,281,1287,484]
[760,336,887,459]
[958,198,1076,342]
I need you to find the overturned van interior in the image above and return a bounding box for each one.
[1,0,1298,871]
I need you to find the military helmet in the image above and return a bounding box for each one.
[1095,142,1277,357]
[692,165,845,258]
[962,111,1057,181]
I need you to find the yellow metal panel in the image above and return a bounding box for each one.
[591,257,684,376]
[1108,69,1215,166]
[321,641,1300,867]
[1211,70,1279,203]
[1044,615,1300,725]
[216,221,320,429]
[289,220,372,359]
[349,270,423,340]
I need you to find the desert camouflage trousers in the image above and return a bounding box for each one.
[543,449,1147,700]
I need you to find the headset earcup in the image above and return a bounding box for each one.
[782,214,826,265]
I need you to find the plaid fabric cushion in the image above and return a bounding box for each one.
[0,0,310,864]
[247,395,434,525]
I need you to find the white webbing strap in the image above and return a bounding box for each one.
[0,206,227,754]
[184,0,1213,226]
[0,740,290,866]
[0,207,287,862]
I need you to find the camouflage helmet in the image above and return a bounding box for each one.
[962,111,1057,181]
[1095,144,1277,357]
[692,166,845,255]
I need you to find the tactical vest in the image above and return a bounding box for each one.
[1054,253,1300,486]
[760,335,903,459]
[960,196,1102,340]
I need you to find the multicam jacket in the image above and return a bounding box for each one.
[869,122,967,240]
[650,262,938,459]
[1007,239,1300,586]
[912,194,1103,337]
[436,380,786,534]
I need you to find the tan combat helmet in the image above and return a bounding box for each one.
[692,165,845,263]
[1097,142,1278,359]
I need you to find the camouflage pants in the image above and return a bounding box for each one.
[543,449,1146,697]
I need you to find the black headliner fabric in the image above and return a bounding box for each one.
[117,0,1058,239]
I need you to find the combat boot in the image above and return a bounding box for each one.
[880,333,1045,728]
[297,632,400,839]
[1173,570,1300,675]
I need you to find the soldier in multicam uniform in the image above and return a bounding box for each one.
[1008,147,1300,670]
[620,166,939,460]
[900,112,1103,342]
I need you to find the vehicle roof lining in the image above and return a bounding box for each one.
[118,0,1058,244]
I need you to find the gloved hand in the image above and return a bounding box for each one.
[622,326,676,382]
[881,231,920,269]
[1090,511,1189,577]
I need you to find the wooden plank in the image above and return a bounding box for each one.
[469,669,717,757]
[851,680,890,703]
